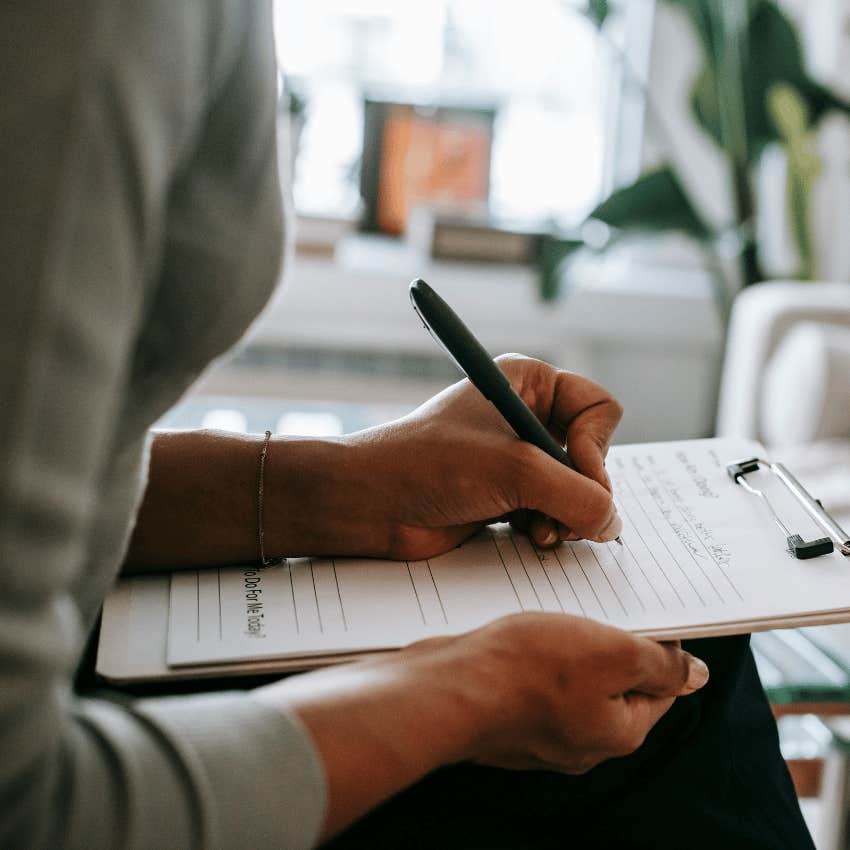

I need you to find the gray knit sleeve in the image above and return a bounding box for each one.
[69,695,326,849]
[0,2,326,847]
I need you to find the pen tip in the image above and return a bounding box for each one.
[615,536,623,546]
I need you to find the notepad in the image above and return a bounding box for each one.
[96,436,850,681]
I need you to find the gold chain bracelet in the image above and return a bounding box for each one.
[257,430,284,566]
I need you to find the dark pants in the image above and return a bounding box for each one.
[325,636,815,849]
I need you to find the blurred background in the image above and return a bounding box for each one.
[168,0,850,444]
[162,3,850,843]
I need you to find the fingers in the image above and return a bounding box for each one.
[510,508,582,546]
[494,356,622,539]
[529,513,558,546]
[514,446,622,542]
[597,637,708,759]
[628,637,709,697]
[552,370,622,490]
[523,514,579,547]
[442,613,707,775]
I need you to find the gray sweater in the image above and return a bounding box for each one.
[0,2,325,847]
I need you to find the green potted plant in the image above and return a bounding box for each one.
[544,0,850,320]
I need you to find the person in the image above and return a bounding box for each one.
[0,3,813,849]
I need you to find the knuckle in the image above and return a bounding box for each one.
[495,352,529,368]
[676,649,692,687]
[493,352,527,379]
[616,640,645,681]
[495,353,550,383]
[479,616,536,667]
[405,635,453,653]
[606,396,625,424]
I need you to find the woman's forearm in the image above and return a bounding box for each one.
[253,653,479,842]
[123,429,395,571]
[124,430,263,570]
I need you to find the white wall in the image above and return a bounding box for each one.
[195,232,723,443]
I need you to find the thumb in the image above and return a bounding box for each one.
[565,409,617,492]
[516,446,622,542]
[630,638,710,698]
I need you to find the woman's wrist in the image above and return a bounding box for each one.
[263,434,395,558]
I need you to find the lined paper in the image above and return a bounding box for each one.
[167,437,849,667]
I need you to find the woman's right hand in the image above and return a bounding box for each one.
[254,612,708,841]
[403,612,707,774]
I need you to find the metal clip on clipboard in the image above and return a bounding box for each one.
[727,458,850,559]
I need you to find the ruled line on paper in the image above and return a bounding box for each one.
[534,543,585,616]
[621,474,702,606]
[309,559,323,634]
[217,569,223,639]
[287,560,300,634]
[489,528,524,611]
[557,545,608,619]
[608,537,655,611]
[512,535,563,612]
[651,471,745,603]
[331,560,349,631]
[618,498,685,608]
[196,571,200,642]
[588,544,629,617]
[406,562,427,625]
[506,532,544,611]
[426,560,448,624]
[629,462,726,605]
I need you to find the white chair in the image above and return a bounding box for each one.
[716,280,850,454]
[716,280,850,850]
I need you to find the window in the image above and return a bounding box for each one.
[274,0,654,228]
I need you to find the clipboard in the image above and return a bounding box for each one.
[98,437,850,683]
[728,457,850,559]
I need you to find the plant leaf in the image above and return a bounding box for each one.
[665,0,720,57]
[665,0,759,57]
[671,1,850,160]
[743,1,808,151]
[803,78,850,126]
[537,235,584,301]
[585,0,609,28]
[588,166,712,239]
[690,63,723,149]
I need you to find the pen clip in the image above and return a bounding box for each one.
[409,286,476,381]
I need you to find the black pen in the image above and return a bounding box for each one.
[409,278,622,545]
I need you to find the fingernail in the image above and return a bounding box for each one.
[597,511,623,542]
[542,529,558,546]
[685,655,709,691]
